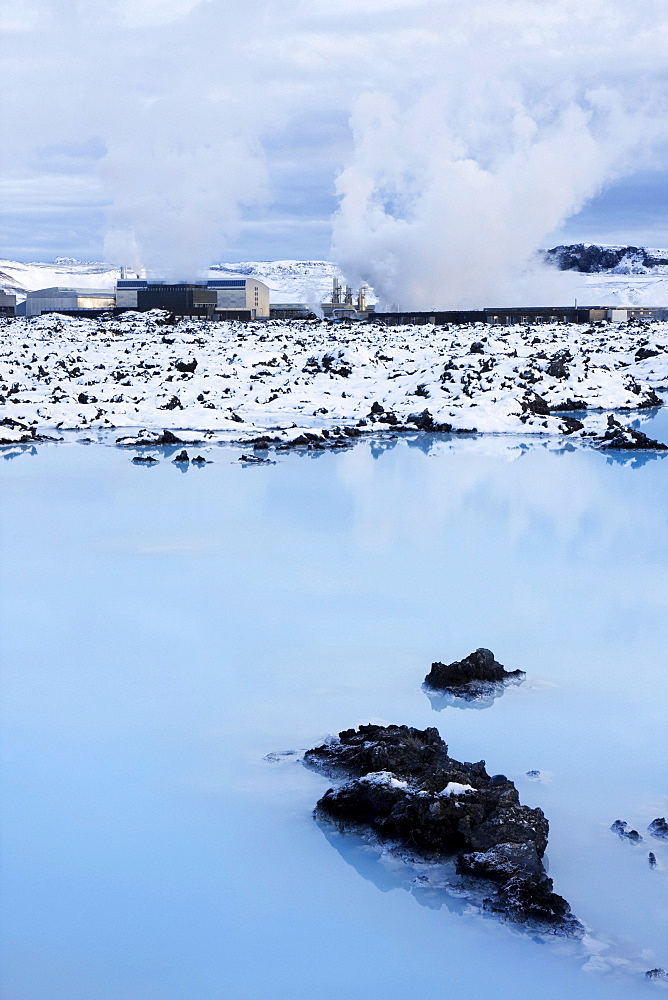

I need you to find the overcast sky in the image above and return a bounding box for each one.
[1,1,668,299]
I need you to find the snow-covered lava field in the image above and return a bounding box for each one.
[1,312,667,450]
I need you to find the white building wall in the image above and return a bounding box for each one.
[245,281,269,317]
[211,279,270,317]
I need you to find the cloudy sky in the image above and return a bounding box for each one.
[1,0,668,303]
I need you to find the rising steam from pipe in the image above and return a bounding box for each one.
[331,2,668,307]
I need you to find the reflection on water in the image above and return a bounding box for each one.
[0,434,667,1000]
[317,820,469,915]
[423,675,525,711]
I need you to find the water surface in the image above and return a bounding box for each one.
[1,435,667,999]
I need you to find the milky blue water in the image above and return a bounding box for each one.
[1,431,667,1000]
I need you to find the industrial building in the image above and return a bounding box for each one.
[0,292,16,317]
[370,306,668,326]
[116,278,270,318]
[269,303,316,320]
[321,278,374,320]
[20,287,115,317]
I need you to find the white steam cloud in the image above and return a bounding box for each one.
[332,2,668,307]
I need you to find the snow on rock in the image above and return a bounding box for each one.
[439,782,476,796]
[0,311,666,446]
[358,771,410,789]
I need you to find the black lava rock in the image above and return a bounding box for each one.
[424,648,525,698]
[596,415,667,451]
[559,416,584,434]
[239,453,275,465]
[174,359,197,373]
[638,387,664,408]
[611,819,643,842]
[544,244,668,273]
[305,724,580,932]
[550,398,587,412]
[545,352,571,379]
[406,409,453,433]
[521,391,551,417]
[158,395,183,410]
[173,450,189,463]
[648,817,668,840]
[457,842,572,925]
[635,347,660,361]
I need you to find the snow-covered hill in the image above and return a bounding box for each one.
[0,259,122,298]
[3,246,668,307]
[544,244,668,274]
[0,258,348,306]
[209,260,346,305]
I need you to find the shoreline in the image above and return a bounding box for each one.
[1,312,667,453]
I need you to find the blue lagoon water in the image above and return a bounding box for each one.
[1,434,667,999]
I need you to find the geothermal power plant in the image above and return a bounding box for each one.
[2,274,668,325]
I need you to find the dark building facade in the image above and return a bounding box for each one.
[137,284,218,318]
[369,306,645,326]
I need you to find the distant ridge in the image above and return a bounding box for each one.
[3,246,668,307]
[544,244,668,274]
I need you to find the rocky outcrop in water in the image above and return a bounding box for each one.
[305,723,581,933]
[611,819,643,842]
[648,817,668,840]
[424,648,525,699]
[595,415,668,452]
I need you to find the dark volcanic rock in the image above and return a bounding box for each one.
[158,394,183,410]
[550,398,587,412]
[638,387,664,408]
[424,648,525,698]
[457,842,572,925]
[559,416,584,434]
[174,358,197,373]
[117,429,186,447]
[596,415,668,451]
[544,244,668,273]
[648,817,668,840]
[406,408,453,433]
[521,391,551,417]
[545,351,572,380]
[305,724,580,932]
[611,819,643,842]
[239,453,275,465]
[635,347,660,361]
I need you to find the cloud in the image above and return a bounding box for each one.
[2,0,668,292]
[331,2,668,306]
